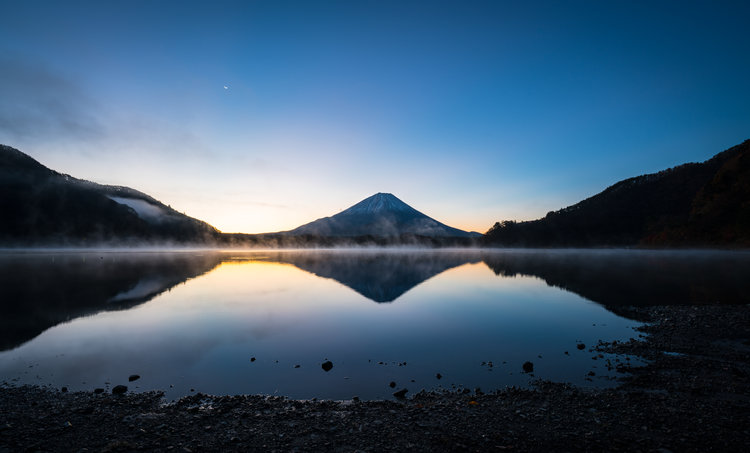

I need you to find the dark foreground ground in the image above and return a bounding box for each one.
[2,305,749,452]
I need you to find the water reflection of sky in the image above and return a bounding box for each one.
[0,254,645,400]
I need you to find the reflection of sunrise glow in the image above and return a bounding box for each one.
[148,259,352,321]
[0,251,651,400]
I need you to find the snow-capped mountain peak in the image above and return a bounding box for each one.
[343,193,416,215]
[288,192,477,238]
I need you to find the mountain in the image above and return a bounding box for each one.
[287,192,479,238]
[484,139,750,247]
[0,145,219,245]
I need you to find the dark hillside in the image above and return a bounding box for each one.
[0,145,219,245]
[484,140,750,247]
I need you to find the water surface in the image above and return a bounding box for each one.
[1,249,748,400]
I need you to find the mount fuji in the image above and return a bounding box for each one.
[287,193,479,238]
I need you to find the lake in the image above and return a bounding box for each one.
[1,249,749,400]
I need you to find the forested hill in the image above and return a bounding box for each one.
[0,145,219,246]
[484,140,750,247]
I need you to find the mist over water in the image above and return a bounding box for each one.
[1,249,748,400]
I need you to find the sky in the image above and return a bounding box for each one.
[1,0,749,234]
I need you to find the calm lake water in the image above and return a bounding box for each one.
[1,249,749,400]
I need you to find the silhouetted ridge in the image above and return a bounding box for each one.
[0,144,220,245]
[0,144,52,178]
[484,139,750,247]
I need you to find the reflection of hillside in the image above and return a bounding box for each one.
[481,250,750,318]
[5,249,748,351]
[261,251,478,302]
[0,252,222,351]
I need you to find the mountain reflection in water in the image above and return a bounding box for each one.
[1,249,749,352]
[2,249,749,399]
[252,251,481,302]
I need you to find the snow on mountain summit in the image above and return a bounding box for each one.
[344,193,417,215]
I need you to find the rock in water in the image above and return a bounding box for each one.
[522,361,534,373]
[321,361,333,372]
[577,343,586,350]
[128,374,140,382]
[393,389,408,399]
[112,385,128,395]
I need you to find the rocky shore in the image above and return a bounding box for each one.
[2,305,749,452]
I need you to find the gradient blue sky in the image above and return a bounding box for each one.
[1,0,748,233]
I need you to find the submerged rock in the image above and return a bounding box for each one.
[112,385,128,395]
[522,361,534,373]
[128,375,140,382]
[321,361,333,372]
